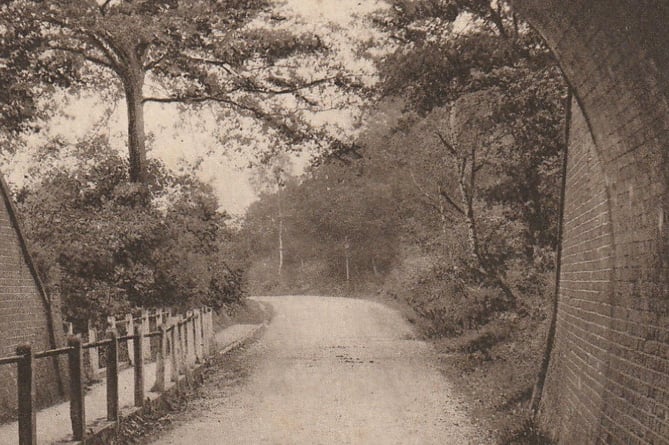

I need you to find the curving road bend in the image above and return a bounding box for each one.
[152,295,486,444]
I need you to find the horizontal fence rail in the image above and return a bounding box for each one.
[1,306,216,445]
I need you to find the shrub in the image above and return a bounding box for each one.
[16,137,244,328]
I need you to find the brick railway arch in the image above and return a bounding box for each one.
[506,1,669,443]
[0,1,667,442]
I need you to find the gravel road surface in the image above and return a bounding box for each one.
[151,295,486,444]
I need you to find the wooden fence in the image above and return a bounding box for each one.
[1,306,215,445]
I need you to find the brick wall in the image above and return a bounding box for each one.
[0,177,66,420]
[511,1,669,443]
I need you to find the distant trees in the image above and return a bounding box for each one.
[241,158,400,292]
[0,0,335,182]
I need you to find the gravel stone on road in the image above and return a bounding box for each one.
[151,295,487,444]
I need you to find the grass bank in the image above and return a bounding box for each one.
[365,290,555,445]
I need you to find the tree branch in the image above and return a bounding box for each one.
[144,53,167,71]
[435,131,458,157]
[242,77,335,96]
[410,169,438,206]
[410,169,465,216]
[184,55,336,96]
[46,44,116,72]
[438,189,466,215]
[142,94,307,142]
[39,12,125,72]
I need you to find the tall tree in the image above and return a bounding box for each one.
[250,153,294,276]
[426,92,520,305]
[375,0,566,257]
[1,0,334,182]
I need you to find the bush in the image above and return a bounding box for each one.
[16,137,244,328]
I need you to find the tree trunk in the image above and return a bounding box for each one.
[278,217,284,275]
[458,152,517,306]
[345,254,350,282]
[277,186,284,276]
[123,68,147,183]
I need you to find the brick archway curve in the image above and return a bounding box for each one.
[510,1,669,443]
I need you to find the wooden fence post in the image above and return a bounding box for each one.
[152,325,167,392]
[186,311,195,366]
[125,314,134,365]
[194,309,202,363]
[206,308,215,354]
[201,308,208,357]
[133,324,145,407]
[142,309,151,360]
[179,318,192,385]
[107,316,116,333]
[190,313,197,366]
[68,336,85,441]
[87,320,99,379]
[106,330,119,422]
[170,321,179,383]
[16,343,35,445]
[177,320,184,377]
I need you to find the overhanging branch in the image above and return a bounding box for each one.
[46,44,117,72]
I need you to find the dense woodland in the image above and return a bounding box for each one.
[1,0,565,442]
[242,0,566,335]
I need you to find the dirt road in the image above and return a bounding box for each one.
[151,295,486,444]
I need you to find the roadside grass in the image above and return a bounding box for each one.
[214,297,271,330]
[431,315,553,444]
[499,416,556,445]
[364,288,554,445]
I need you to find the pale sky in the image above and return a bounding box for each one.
[1,0,385,216]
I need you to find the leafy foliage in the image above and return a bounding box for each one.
[16,136,243,329]
[0,0,346,181]
[241,0,566,333]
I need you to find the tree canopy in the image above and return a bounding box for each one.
[16,135,243,328]
[0,0,343,181]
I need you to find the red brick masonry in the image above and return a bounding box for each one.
[0,176,66,420]
[512,1,669,443]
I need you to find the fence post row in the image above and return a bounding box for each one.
[7,306,217,445]
[68,336,85,441]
